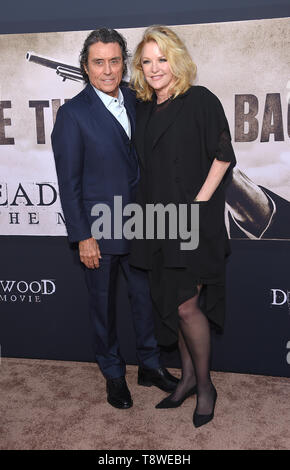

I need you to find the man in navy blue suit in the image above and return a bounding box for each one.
[51,29,177,409]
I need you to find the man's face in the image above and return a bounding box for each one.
[84,41,124,97]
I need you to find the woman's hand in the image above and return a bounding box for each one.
[195,159,231,201]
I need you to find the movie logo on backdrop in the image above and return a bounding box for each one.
[0,279,56,304]
[271,288,290,312]
[0,18,289,239]
[270,288,290,366]
[0,181,64,228]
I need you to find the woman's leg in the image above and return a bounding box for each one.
[178,287,216,415]
[168,328,197,401]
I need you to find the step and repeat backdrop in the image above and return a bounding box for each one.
[0,17,289,376]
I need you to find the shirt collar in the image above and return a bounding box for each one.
[92,85,124,108]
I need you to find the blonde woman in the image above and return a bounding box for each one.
[129,26,236,427]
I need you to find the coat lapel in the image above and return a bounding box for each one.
[133,100,153,167]
[133,90,190,167]
[152,93,188,149]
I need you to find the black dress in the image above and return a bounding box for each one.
[130,86,236,346]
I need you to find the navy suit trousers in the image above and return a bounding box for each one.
[85,254,160,378]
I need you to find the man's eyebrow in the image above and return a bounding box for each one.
[92,56,122,61]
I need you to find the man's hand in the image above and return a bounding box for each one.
[79,237,102,269]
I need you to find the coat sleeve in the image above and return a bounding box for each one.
[203,88,236,168]
[51,105,92,243]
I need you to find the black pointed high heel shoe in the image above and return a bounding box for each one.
[155,385,197,409]
[193,387,217,428]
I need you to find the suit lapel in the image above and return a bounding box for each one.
[84,83,131,143]
[83,84,140,171]
[122,86,135,136]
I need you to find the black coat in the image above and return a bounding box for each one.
[130,85,236,278]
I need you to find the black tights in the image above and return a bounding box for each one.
[171,286,216,415]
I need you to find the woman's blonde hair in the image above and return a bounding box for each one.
[130,25,197,101]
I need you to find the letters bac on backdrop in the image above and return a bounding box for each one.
[0,18,289,376]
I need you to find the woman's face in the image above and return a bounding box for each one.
[141,41,175,96]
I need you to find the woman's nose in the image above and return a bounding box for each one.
[151,61,159,73]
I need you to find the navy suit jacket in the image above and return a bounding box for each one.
[51,83,139,253]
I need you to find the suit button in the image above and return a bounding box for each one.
[175,177,179,182]
[174,158,179,163]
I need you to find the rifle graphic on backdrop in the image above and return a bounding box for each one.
[26,51,84,82]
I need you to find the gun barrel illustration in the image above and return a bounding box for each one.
[26,52,84,82]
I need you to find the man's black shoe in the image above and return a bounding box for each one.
[162,368,179,384]
[138,366,179,392]
[106,376,133,409]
